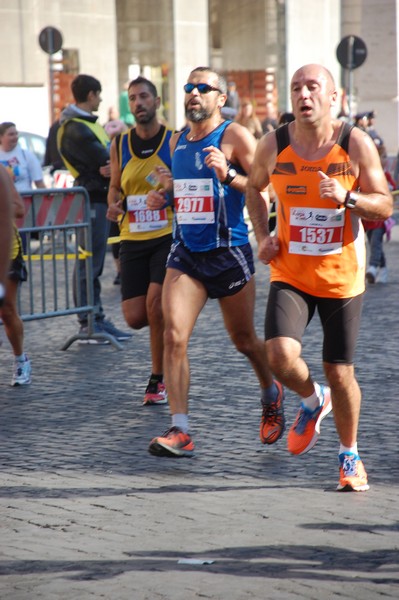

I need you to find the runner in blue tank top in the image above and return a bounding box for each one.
[172,120,248,251]
[146,66,283,459]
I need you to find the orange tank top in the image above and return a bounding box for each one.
[270,123,365,298]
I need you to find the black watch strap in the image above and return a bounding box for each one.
[221,167,237,186]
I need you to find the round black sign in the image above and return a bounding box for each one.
[336,35,367,70]
[39,27,63,55]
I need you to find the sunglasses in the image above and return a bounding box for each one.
[184,83,222,94]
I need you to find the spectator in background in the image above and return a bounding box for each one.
[353,112,368,132]
[235,98,263,139]
[225,80,240,111]
[0,121,46,249]
[57,73,131,343]
[106,106,120,122]
[278,112,295,126]
[261,100,278,134]
[223,80,240,119]
[0,122,45,191]
[366,110,384,148]
[119,82,136,127]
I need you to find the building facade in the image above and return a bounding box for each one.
[0,0,397,152]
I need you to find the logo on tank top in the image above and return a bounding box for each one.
[326,162,353,177]
[300,166,322,171]
[195,152,203,170]
[286,185,307,195]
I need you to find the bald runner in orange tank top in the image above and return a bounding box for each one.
[270,122,364,298]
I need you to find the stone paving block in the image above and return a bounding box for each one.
[1,234,399,599]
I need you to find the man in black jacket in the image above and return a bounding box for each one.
[58,74,130,342]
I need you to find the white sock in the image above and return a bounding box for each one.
[339,443,358,456]
[172,413,189,433]
[16,353,26,362]
[302,382,322,411]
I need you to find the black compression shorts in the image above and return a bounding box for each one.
[265,281,364,364]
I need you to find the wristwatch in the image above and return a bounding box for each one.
[344,191,358,209]
[221,166,237,186]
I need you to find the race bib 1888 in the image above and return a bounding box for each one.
[127,195,168,232]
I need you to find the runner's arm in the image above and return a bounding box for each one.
[318,126,393,220]
[246,132,279,264]
[107,139,124,222]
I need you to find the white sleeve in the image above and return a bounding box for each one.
[25,150,44,182]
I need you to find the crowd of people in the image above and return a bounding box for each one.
[0,63,395,494]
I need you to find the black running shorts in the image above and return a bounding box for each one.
[166,241,254,299]
[119,235,172,301]
[265,281,364,364]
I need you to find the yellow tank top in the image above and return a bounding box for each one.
[270,123,365,298]
[118,126,173,241]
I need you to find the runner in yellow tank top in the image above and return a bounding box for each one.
[247,64,393,492]
[107,76,174,406]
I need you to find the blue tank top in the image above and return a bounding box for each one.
[172,121,249,252]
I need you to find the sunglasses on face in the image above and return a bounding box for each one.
[183,83,222,94]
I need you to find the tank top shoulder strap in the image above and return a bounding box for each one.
[275,123,290,155]
[335,121,353,153]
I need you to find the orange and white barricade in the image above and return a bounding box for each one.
[16,187,122,350]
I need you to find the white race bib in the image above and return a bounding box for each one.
[126,195,168,232]
[174,178,215,224]
[289,207,345,255]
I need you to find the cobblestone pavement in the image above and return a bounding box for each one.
[0,225,398,600]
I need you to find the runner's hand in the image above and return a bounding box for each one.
[107,199,124,222]
[147,189,168,210]
[318,171,347,206]
[258,234,279,265]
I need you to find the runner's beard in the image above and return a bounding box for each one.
[135,107,156,124]
[185,106,211,122]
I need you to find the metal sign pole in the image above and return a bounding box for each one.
[348,68,353,120]
[38,26,63,124]
[336,35,367,122]
[48,30,55,123]
[347,35,354,121]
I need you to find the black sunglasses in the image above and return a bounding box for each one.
[184,83,222,94]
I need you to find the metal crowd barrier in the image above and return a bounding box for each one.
[17,187,122,350]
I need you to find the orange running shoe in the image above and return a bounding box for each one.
[287,385,332,455]
[259,380,285,444]
[143,380,168,405]
[337,453,369,492]
[148,427,194,457]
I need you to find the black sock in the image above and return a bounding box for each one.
[149,373,163,384]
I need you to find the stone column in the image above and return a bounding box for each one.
[170,0,209,130]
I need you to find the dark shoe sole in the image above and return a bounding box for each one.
[148,441,194,458]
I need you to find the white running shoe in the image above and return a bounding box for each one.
[365,265,377,284]
[11,355,32,386]
[378,267,388,283]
